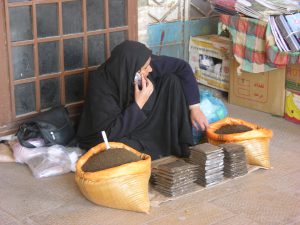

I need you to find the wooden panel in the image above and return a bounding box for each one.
[147,20,184,58]
[0,0,138,136]
[0,0,13,129]
[147,17,219,60]
[148,21,183,46]
[127,0,137,40]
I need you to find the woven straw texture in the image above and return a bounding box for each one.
[75,142,151,213]
[206,117,273,168]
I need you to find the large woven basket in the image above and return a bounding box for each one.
[75,142,151,213]
[206,117,273,168]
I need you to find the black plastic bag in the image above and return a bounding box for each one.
[17,106,75,148]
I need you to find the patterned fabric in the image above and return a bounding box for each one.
[219,14,300,73]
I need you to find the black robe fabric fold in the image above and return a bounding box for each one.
[128,74,193,159]
[76,40,193,159]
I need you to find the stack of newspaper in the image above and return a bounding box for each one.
[210,0,300,21]
[210,0,237,15]
[269,12,300,52]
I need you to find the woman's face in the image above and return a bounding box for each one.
[138,58,152,78]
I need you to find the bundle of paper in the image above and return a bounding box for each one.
[189,143,224,187]
[269,13,300,52]
[283,13,300,50]
[269,16,290,52]
[255,0,300,12]
[210,0,238,15]
[210,0,300,20]
[220,143,248,178]
[150,160,200,197]
[235,0,270,21]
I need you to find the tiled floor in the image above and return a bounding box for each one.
[0,103,300,225]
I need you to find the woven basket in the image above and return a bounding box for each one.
[75,142,151,213]
[206,117,273,168]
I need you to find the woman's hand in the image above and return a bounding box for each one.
[190,107,209,131]
[135,76,154,109]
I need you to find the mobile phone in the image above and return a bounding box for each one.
[134,72,142,88]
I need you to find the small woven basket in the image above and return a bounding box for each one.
[206,117,273,168]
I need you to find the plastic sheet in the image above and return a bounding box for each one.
[200,90,228,124]
[13,140,82,178]
[26,145,71,178]
[12,138,46,163]
[192,90,228,144]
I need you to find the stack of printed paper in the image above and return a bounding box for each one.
[269,12,300,52]
[210,0,300,21]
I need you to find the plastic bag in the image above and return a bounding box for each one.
[192,90,228,144]
[25,145,83,178]
[75,142,151,213]
[26,145,71,178]
[12,138,46,163]
[200,90,228,124]
[64,146,83,172]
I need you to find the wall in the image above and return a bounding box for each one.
[137,0,219,60]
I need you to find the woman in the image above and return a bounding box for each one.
[77,40,208,159]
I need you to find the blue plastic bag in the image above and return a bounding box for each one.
[200,90,228,124]
[192,90,228,144]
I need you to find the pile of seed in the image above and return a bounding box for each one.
[82,148,141,172]
[215,124,252,134]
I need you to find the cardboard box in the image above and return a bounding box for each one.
[189,35,231,92]
[229,60,286,116]
[286,64,300,92]
[285,89,300,124]
[285,64,300,123]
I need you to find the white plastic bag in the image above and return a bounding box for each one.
[12,138,46,163]
[64,146,83,172]
[26,145,71,178]
[26,145,83,178]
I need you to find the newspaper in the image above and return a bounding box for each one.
[211,0,300,21]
